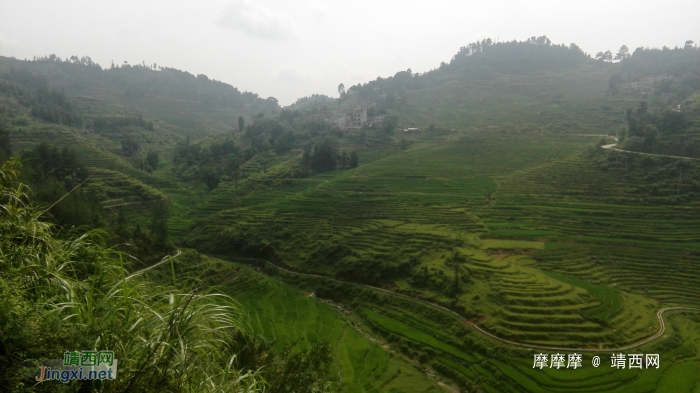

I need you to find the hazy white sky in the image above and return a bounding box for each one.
[1,0,698,105]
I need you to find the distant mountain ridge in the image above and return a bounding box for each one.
[0,55,280,137]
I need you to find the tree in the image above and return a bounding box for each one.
[618,126,627,142]
[636,101,649,116]
[642,124,659,145]
[608,73,623,95]
[121,139,139,157]
[0,121,11,161]
[267,340,333,393]
[226,154,241,184]
[238,115,245,132]
[382,115,398,135]
[200,167,221,191]
[259,151,274,173]
[340,150,348,169]
[452,264,461,296]
[302,142,313,163]
[449,251,467,297]
[349,151,359,168]
[385,92,396,107]
[596,51,612,62]
[614,45,630,61]
[146,151,159,170]
[57,146,87,188]
[149,199,170,247]
[685,40,695,50]
[310,138,338,173]
[337,83,345,97]
[603,50,613,62]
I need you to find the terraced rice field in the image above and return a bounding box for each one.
[480,150,700,307]
[183,135,678,348]
[281,269,700,393]
[176,131,700,391]
[184,262,443,393]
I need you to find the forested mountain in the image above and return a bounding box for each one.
[335,37,700,140]
[0,55,280,137]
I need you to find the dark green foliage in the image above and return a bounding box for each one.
[1,68,81,126]
[608,73,622,95]
[89,114,154,132]
[266,341,332,393]
[123,222,174,264]
[149,199,170,247]
[309,138,338,172]
[182,223,279,261]
[448,36,588,71]
[0,168,278,392]
[342,36,588,104]
[621,100,699,157]
[620,45,700,81]
[18,143,105,228]
[146,151,159,170]
[366,106,386,117]
[349,151,359,168]
[21,143,88,188]
[0,120,11,160]
[409,265,458,295]
[0,278,77,391]
[382,115,398,135]
[340,150,348,169]
[29,86,81,125]
[308,243,356,266]
[335,255,411,285]
[609,45,700,106]
[173,135,240,164]
[173,136,200,165]
[226,154,241,182]
[238,115,245,132]
[245,117,296,155]
[172,136,241,188]
[200,167,221,191]
[287,94,336,111]
[121,139,140,157]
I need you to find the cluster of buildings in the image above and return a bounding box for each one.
[620,79,655,95]
[619,77,676,95]
[321,103,386,130]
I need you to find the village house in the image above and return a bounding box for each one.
[620,78,662,95]
[322,103,376,130]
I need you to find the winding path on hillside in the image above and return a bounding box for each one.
[575,133,700,161]
[230,256,700,353]
[601,143,700,160]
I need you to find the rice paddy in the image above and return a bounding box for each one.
[179,130,700,391]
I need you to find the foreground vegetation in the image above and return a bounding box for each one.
[0,160,333,392]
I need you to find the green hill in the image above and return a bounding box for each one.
[0,55,280,137]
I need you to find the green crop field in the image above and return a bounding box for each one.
[181,129,700,391]
[163,253,444,393]
[254,263,700,393]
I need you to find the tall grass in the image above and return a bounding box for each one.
[0,159,267,392]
